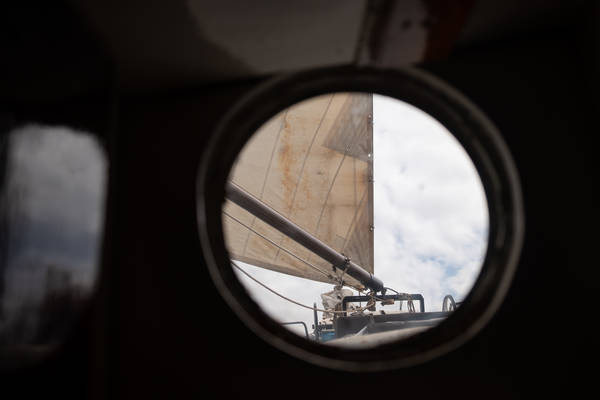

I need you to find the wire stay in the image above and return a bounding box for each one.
[231,260,374,315]
[223,209,361,289]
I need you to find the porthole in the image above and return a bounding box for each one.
[0,123,107,368]
[196,67,524,371]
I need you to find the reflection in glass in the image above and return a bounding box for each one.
[222,93,488,346]
[0,125,106,350]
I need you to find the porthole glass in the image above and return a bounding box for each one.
[0,124,107,361]
[197,67,523,370]
[222,93,488,346]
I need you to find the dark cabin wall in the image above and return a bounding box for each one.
[98,25,598,399]
[423,24,599,397]
[1,2,598,399]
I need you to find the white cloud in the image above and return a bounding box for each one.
[230,94,489,338]
[373,95,488,312]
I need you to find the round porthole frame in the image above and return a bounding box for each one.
[196,66,524,371]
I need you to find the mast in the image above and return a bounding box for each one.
[226,182,384,292]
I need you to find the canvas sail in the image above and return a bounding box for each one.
[223,93,373,289]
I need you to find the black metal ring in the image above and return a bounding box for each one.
[196,66,524,371]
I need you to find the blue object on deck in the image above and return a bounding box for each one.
[320,331,336,342]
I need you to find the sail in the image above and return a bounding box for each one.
[223,93,373,288]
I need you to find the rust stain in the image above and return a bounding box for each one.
[322,205,335,248]
[278,117,295,210]
[300,172,312,209]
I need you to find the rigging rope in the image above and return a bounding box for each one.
[384,286,416,313]
[223,210,361,290]
[231,260,374,315]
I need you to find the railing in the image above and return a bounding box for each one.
[281,321,309,338]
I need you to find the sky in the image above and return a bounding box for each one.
[232,94,488,338]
